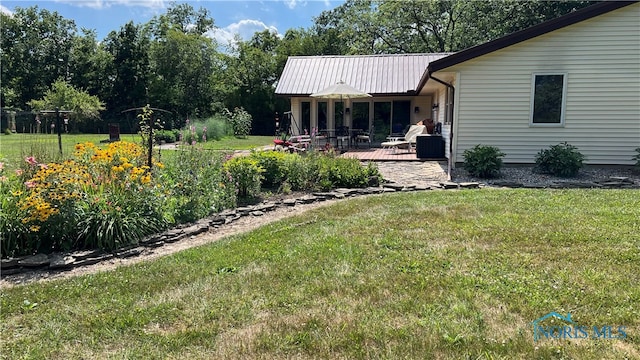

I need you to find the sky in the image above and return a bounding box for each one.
[0,0,345,44]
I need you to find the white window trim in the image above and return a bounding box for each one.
[529,72,568,127]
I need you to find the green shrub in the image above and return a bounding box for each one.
[225,107,252,138]
[161,147,236,224]
[282,153,312,191]
[249,150,287,188]
[4,128,12,135]
[321,157,373,189]
[280,152,379,191]
[154,129,178,143]
[633,147,640,172]
[462,145,505,178]
[181,116,228,144]
[535,142,585,177]
[224,156,264,198]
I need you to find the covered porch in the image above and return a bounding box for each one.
[275,54,452,141]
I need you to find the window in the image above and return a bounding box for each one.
[531,73,567,125]
[352,102,370,131]
[317,102,327,130]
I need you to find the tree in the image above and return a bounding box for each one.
[148,1,215,36]
[103,22,151,115]
[0,6,77,109]
[148,28,219,122]
[28,80,105,123]
[145,3,219,126]
[223,31,285,134]
[68,29,113,103]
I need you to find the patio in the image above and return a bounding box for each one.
[341,146,446,162]
[341,147,421,161]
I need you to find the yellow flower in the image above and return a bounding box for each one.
[29,225,40,232]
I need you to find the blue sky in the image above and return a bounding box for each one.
[0,0,345,44]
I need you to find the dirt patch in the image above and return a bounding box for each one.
[0,198,341,289]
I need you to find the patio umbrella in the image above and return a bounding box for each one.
[309,80,372,100]
[310,81,371,143]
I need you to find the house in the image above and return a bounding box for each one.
[275,1,639,166]
[274,53,452,140]
[420,0,639,166]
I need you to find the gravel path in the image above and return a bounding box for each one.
[451,166,640,187]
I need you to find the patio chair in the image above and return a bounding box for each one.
[336,126,350,149]
[354,126,373,148]
[380,125,426,153]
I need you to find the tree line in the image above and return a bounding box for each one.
[1,1,595,135]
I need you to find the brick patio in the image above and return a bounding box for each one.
[341,147,445,162]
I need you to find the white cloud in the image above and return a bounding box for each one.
[54,0,166,10]
[284,0,298,10]
[0,5,13,16]
[209,19,281,46]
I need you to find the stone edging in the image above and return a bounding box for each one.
[1,176,637,277]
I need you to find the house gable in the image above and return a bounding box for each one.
[428,2,640,165]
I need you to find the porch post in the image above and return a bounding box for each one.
[310,99,317,132]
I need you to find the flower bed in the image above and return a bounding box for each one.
[1,142,379,258]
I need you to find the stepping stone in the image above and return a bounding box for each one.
[116,247,144,258]
[459,182,480,189]
[491,180,523,188]
[283,199,297,206]
[383,183,404,190]
[1,258,21,270]
[18,254,50,268]
[72,249,104,261]
[440,182,460,189]
[49,254,75,269]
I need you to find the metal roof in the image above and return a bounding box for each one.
[275,53,452,96]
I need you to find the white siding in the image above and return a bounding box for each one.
[439,4,640,165]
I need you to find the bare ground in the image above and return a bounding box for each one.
[0,198,341,289]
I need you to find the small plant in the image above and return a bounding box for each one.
[633,147,640,172]
[535,142,585,177]
[4,128,12,135]
[462,145,505,178]
[224,156,264,198]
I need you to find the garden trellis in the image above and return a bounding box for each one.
[121,106,172,169]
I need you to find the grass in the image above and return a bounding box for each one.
[198,136,274,150]
[1,189,639,359]
[0,134,274,169]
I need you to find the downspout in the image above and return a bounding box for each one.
[428,75,455,181]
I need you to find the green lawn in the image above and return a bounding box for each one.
[1,189,638,359]
[199,136,274,150]
[0,134,273,169]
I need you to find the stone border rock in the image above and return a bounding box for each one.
[1,176,636,278]
[482,176,638,189]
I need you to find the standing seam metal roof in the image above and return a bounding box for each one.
[275,53,452,96]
